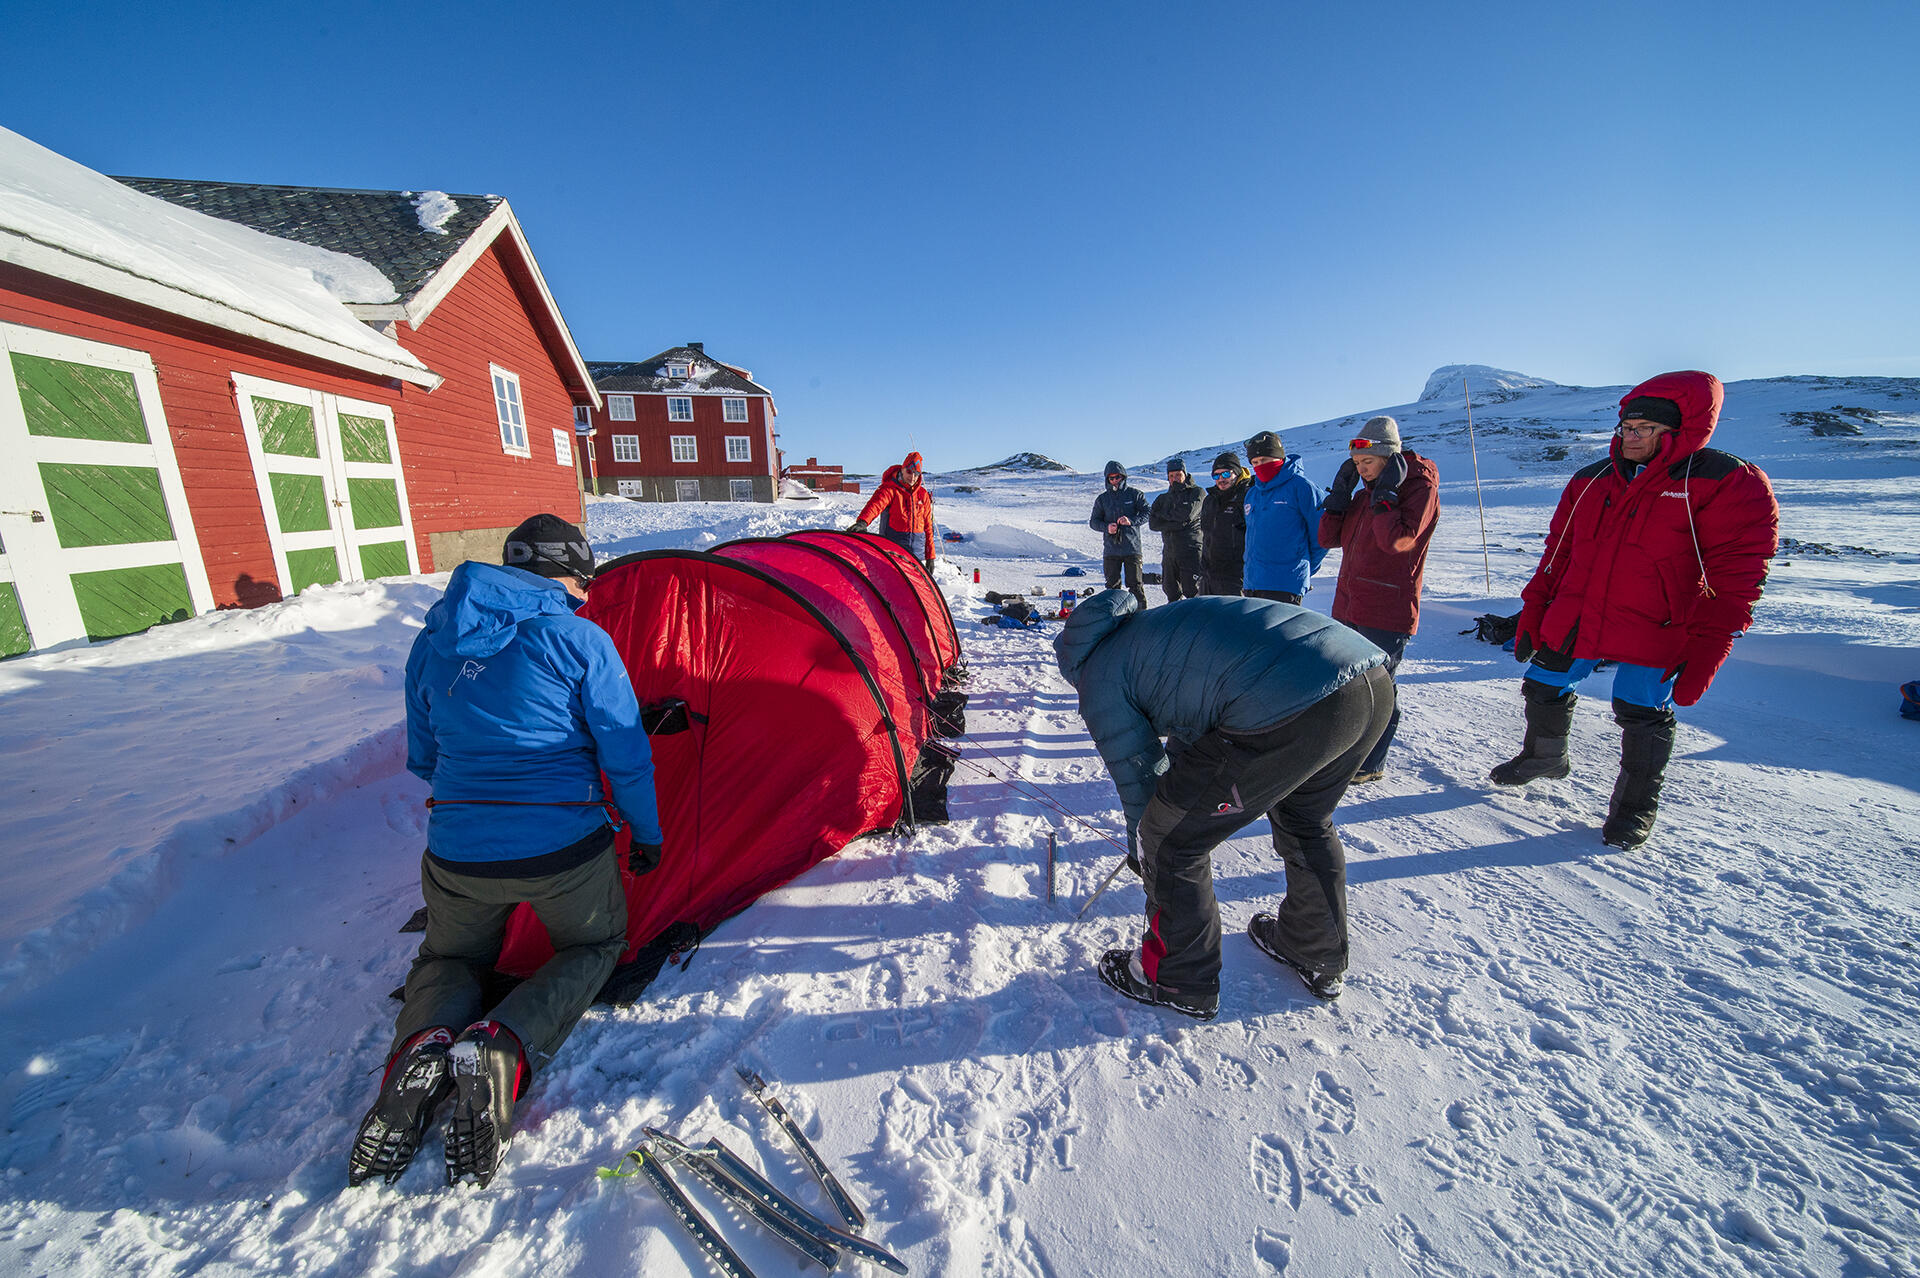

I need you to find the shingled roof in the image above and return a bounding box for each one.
[114,177,502,302]
[588,346,773,397]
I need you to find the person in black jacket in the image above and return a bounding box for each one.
[1199,451,1250,595]
[1147,457,1205,602]
[1089,461,1151,610]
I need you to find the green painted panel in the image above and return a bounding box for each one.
[338,413,392,463]
[269,472,330,534]
[254,397,318,457]
[39,463,175,548]
[70,562,193,640]
[360,540,409,580]
[285,546,340,594]
[0,582,30,657]
[10,354,148,443]
[348,477,401,529]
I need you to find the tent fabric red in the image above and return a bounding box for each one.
[493,538,963,990]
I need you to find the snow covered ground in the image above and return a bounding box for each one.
[2,371,1916,1277]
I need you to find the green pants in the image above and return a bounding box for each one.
[391,844,628,1071]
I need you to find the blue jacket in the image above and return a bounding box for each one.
[404,562,663,868]
[1053,590,1384,838]
[1243,457,1326,594]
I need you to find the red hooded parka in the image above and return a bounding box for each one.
[856,452,937,564]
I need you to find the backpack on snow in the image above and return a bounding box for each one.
[1902,680,1920,722]
[1463,611,1521,647]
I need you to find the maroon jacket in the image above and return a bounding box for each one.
[1517,371,1778,705]
[1318,450,1440,634]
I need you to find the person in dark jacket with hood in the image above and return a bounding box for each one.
[350,514,664,1190]
[1090,461,1151,610]
[1199,450,1250,596]
[1148,457,1206,602]
[1242,430,1326,603]
[1054,590,1393,1016]
[1491,372,1778,850]
[851,450,938,572]
[1317,416,1440,782]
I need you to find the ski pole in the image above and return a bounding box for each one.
[1465,376,1492,594]
[1046,830,1056,905]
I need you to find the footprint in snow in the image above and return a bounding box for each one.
[1249,1132,1303,1209]
[1309,1069,1357,1134]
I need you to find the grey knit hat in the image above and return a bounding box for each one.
[1349,416,1402,459]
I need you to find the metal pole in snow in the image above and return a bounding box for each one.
[1046,830,1056,904]
[1465,377,1493,594]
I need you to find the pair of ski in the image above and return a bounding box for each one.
[609,1068,906,1276]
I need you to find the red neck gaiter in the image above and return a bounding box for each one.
[1252,459,1285,484]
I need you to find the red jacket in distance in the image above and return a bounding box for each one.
[1318,450,1440,634]
[1517,371,1779,705]
[857,464,937,560]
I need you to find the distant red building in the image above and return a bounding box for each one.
[583,345,779,502]
[784,457,858,494]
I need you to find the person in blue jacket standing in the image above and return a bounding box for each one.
[349,513,663,1190]
[1055,590,1392,1018]
[1241,430,1326,604]
[1089,460,1151,610]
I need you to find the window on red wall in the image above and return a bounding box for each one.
[667,397,693,421]
[723,397,748,423]
[491,366,528,455]
[726,435,751,462]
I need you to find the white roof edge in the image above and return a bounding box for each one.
[1,231,441,389]
[404,202,602,410]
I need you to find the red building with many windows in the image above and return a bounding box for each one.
[583,345,779,502]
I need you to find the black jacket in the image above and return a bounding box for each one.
[1200,478,1249,576]
[1090,466,1152,557]
[1149,479,1205,554]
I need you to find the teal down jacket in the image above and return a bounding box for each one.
[1052,589,1385,838]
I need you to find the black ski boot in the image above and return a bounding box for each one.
[445,1020,527,1188]
[1489,680,1577,786]
[1248,913,1344,1000]
[1601,699,1676,850]
[347,1026,454,1187]
[1096,949,1218,1021]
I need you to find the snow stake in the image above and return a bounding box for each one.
[737,1067,867,1231]
[1465,376,1492,594]
[1046,830,1057,904]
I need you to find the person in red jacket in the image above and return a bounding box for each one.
[1317,415,1439,783]
[851,450,937,572]
[1490,371,1778,849]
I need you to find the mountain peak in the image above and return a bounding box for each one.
[1420,364,1560,403]
[965,452,1074,473]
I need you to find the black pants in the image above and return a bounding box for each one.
[1161,543,1201,603]
[1200,568,1243,596]
[1348,623,1409,774]
[1104,555,1148,610]
[1133,665,1394,994]
[1244,588,1302,605]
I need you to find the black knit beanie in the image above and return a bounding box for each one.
[1619,396,1683,431]
[503,513,595,580]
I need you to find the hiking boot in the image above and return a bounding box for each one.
[1248,914,1344,1000]
[347,1026,454,1187]
[1095,949,1218,1021]
[1349,768,1385,785]
[1489,681,1576,786]
[1600,699,1675,850]
[444,1021,527,1188]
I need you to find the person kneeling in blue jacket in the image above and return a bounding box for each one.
[349,514,663,1190]
[1055,590,1391,1017]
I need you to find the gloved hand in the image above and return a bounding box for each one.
[924,556,937,573]
[1323,459,1360,514]
[1514,629,1535,664]
[1664,632,1735,707]
[628,841,663,876]
[1369,454,1409,508]
[1514,602,1545,664]
[847,520,870,534]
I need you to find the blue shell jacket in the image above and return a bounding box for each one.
[1242,456,1327,594]
[404,561,663,867]
[1053,589,1385,839]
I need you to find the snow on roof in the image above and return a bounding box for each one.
[410,190,458,236]
[0,127,436,387]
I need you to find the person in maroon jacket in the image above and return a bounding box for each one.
[1490,371,1779,849]
[1317,415,1439,782]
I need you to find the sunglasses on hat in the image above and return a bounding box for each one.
[1348,438,1377,450]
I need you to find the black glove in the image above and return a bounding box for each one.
[1514,629,1535,664]
[1369,454,1409,508]
[847,519,870,534]
[628,841,663,876]
[1323,460,1360,514]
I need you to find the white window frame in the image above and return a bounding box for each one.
[665,362,690,379]
[725,435,752,463]
[729,478,755,502]
[611,434,640,463]
[671,435,698,463]
[572,404,592,434]
[616,478,645,497]
[490,365,528,456]
[608,394,635,421]
[666,396,694,422]
[674,479,701,501]
[722,397,749,423]
[552,427,572,466]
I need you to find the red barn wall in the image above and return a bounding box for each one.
[586,391,777,495]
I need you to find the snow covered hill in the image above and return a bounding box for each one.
[1,370,1916,1277]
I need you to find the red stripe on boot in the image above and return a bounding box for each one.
[1141,911,1169,985]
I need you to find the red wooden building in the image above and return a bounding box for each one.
[0,126,599,657]
[784,457,858,494]
[582,345,780,502]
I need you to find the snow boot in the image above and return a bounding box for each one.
[1096,949,1218,1021]
[444,1020,527,1188]
[347,1026,454,1187]
[1600,699,1675,850]
[1489,680,1577,786]
[1248,913,1344,1000]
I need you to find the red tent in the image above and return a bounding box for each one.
[494,532,965,994]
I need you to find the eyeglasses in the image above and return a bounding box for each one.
[1348,438,1378,451]
[1212,470,1233,481]
[1615,422,1668,438]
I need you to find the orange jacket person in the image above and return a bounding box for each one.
[851,451,937,571]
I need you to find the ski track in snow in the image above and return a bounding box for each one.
[2,381,1919,1276]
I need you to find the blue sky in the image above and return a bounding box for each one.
[5,1,1915,472]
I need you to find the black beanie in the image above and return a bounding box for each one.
[1619,396,1683,431]
[1166,457,1186,474]
[503,513,595,580]
[1212,450,1242,473]
[1246,430,1284,460]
